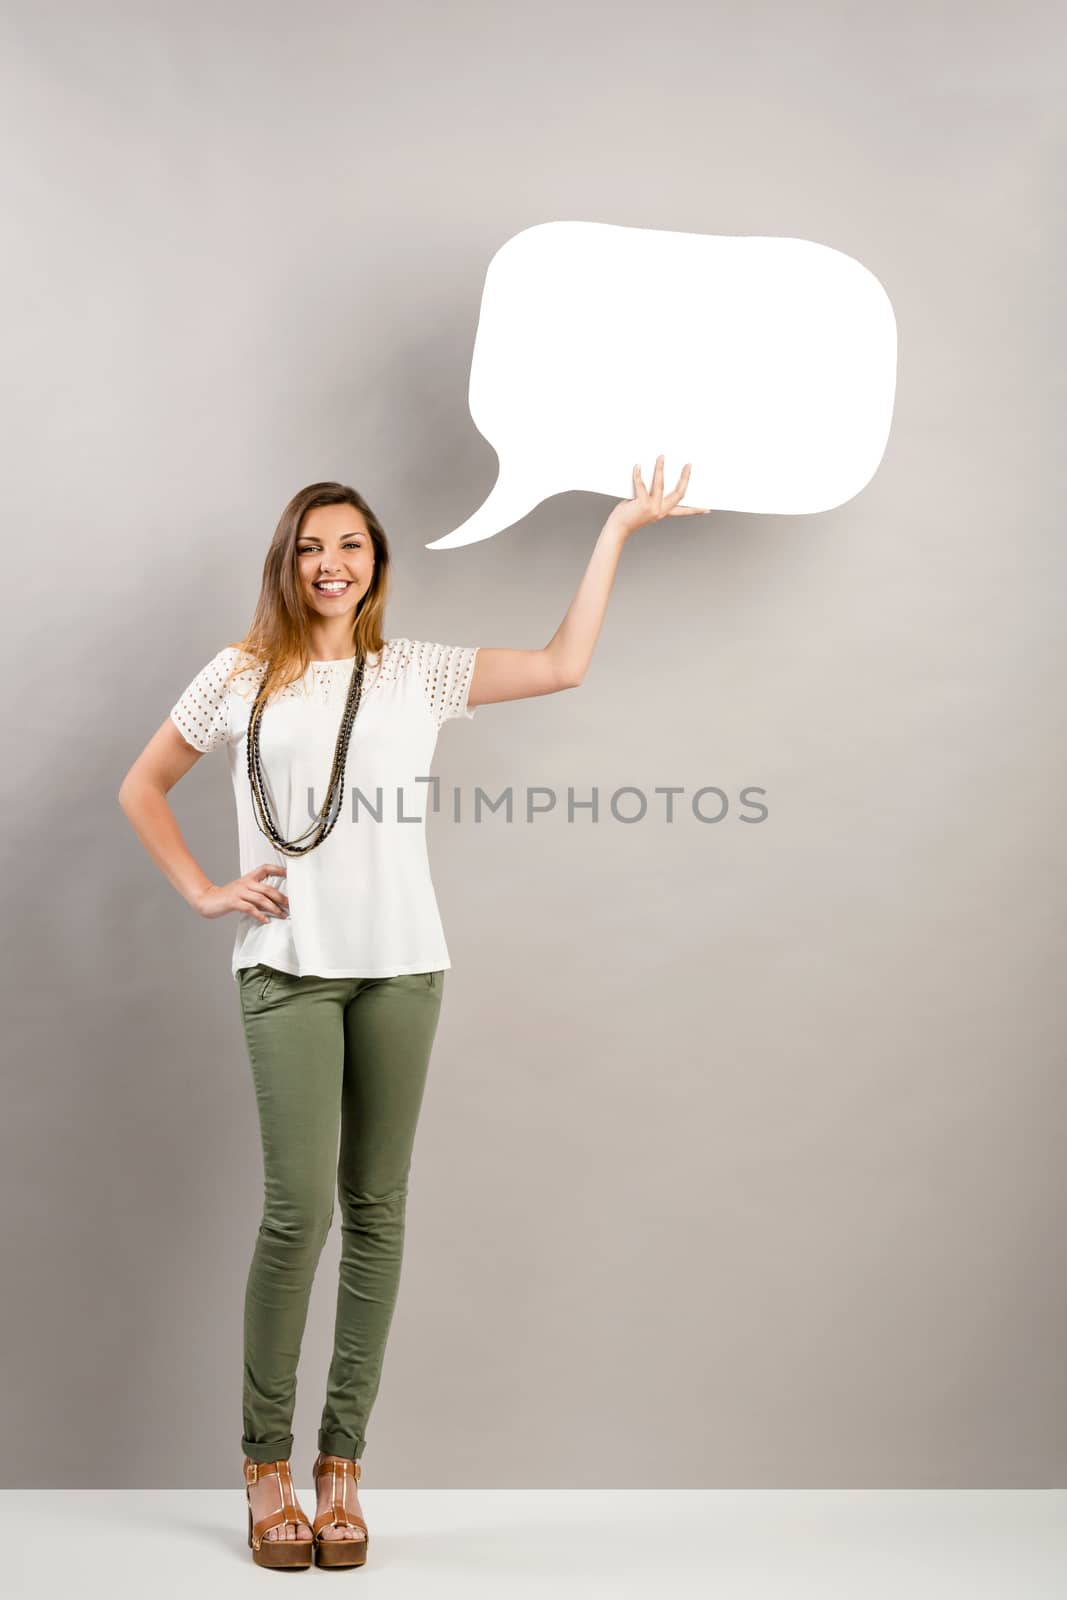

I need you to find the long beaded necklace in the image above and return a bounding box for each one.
[246,654,366,856]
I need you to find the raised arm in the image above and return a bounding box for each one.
[467,456,709,709]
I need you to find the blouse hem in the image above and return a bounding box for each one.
[233,960,453,981]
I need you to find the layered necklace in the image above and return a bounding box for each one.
[246,654,366,856]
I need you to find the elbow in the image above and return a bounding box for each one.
[118,770,142,811]
[545,648,583,692]
[552,657,584,691]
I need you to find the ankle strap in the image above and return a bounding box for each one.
[244,1458,296,1486]
[315,1454,362,1483]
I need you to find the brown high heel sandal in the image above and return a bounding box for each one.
[244,1457,314,1569]
[311,1452,370,1568]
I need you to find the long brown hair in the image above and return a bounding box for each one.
[221,482,391,704]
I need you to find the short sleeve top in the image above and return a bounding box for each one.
[169,638,479,980]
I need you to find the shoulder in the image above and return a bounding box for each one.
[385,639,480,726]
[201,646,267,702]
[376,637,423,675]
[196,644,263,675]
[387,638,468,663]
[381,638,469,678]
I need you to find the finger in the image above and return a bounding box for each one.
[661,464,692,511]
[650,460,668,512]
[250,890,286,916]
[257,863,287,878]
[633,462,648,497]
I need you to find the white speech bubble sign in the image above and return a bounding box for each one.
[425,220,897,549]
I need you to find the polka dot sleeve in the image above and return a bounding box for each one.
[169,648,239,753]
[409,641,480,730]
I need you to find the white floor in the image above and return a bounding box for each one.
[4,1489,1066,1598]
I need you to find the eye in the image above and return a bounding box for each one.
[296,541,362,553]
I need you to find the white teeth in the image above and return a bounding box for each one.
[316,581,349,592]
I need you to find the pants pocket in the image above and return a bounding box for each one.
[257,965,298,1003]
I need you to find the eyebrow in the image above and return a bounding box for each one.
[297,532,367,542]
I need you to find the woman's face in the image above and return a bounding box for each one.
[296,502,376,621]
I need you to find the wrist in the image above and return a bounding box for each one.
[187,878,214,914]
[601,512,632,546]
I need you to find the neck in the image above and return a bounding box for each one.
[307,623,358,661]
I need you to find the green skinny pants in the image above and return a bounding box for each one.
[236,963,444,1465]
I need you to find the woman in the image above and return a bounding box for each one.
[118,456,706,1569]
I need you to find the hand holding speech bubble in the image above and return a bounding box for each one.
[425,220,897,549]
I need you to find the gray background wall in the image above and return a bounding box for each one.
[2,0,1063,1487]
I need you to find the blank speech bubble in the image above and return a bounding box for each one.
[425,220,897,549]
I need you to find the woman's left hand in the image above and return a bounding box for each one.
[606,455,712,540]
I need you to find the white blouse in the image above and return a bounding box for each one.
[169,638,480,981]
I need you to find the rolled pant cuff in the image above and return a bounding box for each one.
[318,1429,365,1460]
[242,1433,295,1463]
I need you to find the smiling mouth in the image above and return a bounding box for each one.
[314,580,353,594]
